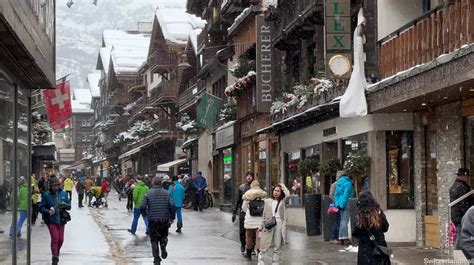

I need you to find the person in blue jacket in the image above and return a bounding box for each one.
[192,172,208,211]
[334,172,354,245]
[169,175,185,233]
[39,176,71,265]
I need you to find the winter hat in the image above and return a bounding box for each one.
[163,175,171,181]
[456,168,470,176]
[49,177,61,187]
[18,176,26,185]
[197,171,203,178]
[250,180,260,189]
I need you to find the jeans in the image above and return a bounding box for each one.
[47,223,65,257]
[175,207,182,225]
[339,206,350,240]
[455,223,462,250]
[331,210,341,240]
[259,220,283,265]
[9,210,27,237]
[130,208,148,234]
[149,220,170,263]
[66,191,72,202]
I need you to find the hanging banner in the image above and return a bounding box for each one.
[256,14,273,113]
[197,92,223,129]
[43,76,72,131]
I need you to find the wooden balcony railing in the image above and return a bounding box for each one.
[378,0,474,78]
[108,89,129,106]
[128,96,147,123]
[149,80,179,104]
[149,49,178,71]
[178,83,201,112]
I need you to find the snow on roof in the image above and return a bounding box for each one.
[74,89,92,105]
[87,71,101,98]
[101,30,151,74]
[71,99,93,114]
[99,46,112,74]
[188,28,202,54]
[155,6,206,44]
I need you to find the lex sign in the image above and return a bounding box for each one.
[326,0,351,50]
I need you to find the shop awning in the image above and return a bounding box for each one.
[181,137,198,149]
[118,141,153,160]
[157,159,187,172]
[63,160,86,170]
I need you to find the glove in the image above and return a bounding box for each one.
[232,214,236,223]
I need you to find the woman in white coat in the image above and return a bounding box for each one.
[241,180,267,260]
[258,183,290,265]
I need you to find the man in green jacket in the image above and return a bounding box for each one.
[9,177,28,237]
[128,179,149,235]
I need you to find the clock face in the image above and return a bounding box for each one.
[329,55,351,77]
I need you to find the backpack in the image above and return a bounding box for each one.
[249,197,265,217]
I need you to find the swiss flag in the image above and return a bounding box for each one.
[43,76,72,131]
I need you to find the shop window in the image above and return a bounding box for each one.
[270,140,279,188]
[386,131,414,209]
[285,150,302,206]
[303,145,321,194]
[223,148,233,204]
[256,141,267,191]
[342,134,368,164]
[242,144,252,178]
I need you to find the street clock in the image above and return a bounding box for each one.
[328,54,351,77]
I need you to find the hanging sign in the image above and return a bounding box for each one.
[256,14,273,113]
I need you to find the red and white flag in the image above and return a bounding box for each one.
[43,76,72,131]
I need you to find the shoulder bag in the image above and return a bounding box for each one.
[369,233,392,257]
[264,200,281,230]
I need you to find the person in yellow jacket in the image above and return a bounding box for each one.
[31,174,40,225]
[63,176,74,202]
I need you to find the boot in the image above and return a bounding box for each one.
[246,249,252,260]
[176,222,182,233]
[52,256,59,265]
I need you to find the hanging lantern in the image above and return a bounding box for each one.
[66,0,74,8]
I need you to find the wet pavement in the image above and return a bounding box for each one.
[0,189,458,264]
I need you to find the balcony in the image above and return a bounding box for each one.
[269,0,323,47]
[149,80,179,105]
[178,82,202,113]
[378,0,474,79]
[149,49,179,72]
[108,89,129,106]
[0,0,55,87]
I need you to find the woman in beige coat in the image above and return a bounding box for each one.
[241,180,267,260]
[258,183,290,265]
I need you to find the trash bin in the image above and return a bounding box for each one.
[321,195,333,241]
[304,193,322,236]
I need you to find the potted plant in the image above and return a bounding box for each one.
[343,151,371,196]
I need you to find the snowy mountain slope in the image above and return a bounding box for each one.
[56,0,161,91]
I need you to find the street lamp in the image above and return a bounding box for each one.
[177,54,192,70]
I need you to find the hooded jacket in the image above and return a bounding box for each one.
[461,206,474,261]
[64,178,74,191]
[39,188,71,225]
[18,184,28,211]
[241,186,267,229]
[169,181,185,207]
[133,181,149,209]
[335,176,354,209]
[193,174,207,195]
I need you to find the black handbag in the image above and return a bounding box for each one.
[60,209,71,224]
[369,233,392,257]
[263,200,281,230]
[249,197,265,216]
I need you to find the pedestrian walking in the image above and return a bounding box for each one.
[352,191,390,265]
[192,172,207,211]
[83,176,93,206]
[101,178,110,207]
[38,172,50,195]
[449,168,474,250]
[75,177,85,208]
[169,176,185,233]
[39,176,71,265]
[31,174,41,225]
[329,171,344,244]
[128,178,149,235]
[241,180,267,260]
[162,175,172,191]
[141,177,176,264]
[232,171,255,253]
[258,183,290,265]
[334,172,354,245]
[63,175,74,202]
[125,177,136,212]
[9,177,28,237]
[460,206,474,262]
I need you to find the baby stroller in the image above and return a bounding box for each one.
[87,186,107,208]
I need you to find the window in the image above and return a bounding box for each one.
[81,120,87,127]
[285,150,302,206]
[386,131,414,209]
[82,135,87,142]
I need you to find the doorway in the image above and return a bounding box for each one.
[424,124,439,248]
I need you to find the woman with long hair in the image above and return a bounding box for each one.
[258,183,290,265]
[353,191,390,265]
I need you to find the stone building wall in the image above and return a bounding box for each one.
[435,102,463,251]
[413,112,426,247]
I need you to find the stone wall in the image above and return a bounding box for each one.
[435,102,463,251]
[413,112,427,247]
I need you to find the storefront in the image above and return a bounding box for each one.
[262,112,415,242]
[214,122,237,207]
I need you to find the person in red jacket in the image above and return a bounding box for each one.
[100,179,110,207]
